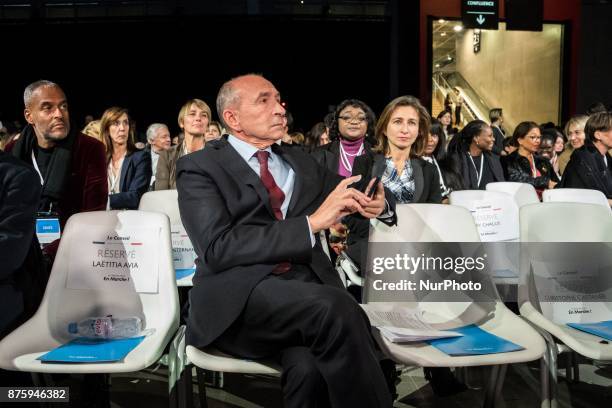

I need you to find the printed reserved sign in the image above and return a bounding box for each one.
[66,225,160,293]
[171,224,196,280]
[469,199,518,242]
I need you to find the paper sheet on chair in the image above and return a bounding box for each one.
[469,199,518,242]
[171,224,196,280]
[66,225,160,293]
[361,304,463,343]
[531,259,612,324]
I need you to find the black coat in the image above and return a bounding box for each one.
[346,154,441,269]
[558,145,612,198]
[0,152,42,338]
[176,137,395,348]
[502,151,559,190]
[109,149,152,209]
[449,151,505,190]
[310,139,375,175]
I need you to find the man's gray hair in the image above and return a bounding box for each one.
[146,123,169,144]
[216,79,242,129]
[24,80,61,107]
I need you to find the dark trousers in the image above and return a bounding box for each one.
[214,267,392,408]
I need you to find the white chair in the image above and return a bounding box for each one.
[0,210,180,379]
[519,203,612,407]
[139,190,195,286]
[450,190,520,287]
[487,182,540,207]
[543,188,611,214]
[368,204,547,408]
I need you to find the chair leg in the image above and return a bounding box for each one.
[540,356,551,408]
[196,367,208,408]
[483,365,500,408]
[493,364,508,407]
[549,344,559,408]
[572,352,580,383]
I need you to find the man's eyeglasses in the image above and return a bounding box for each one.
[338,116,367,123]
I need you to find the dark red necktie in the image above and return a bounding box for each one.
[255,150,290,274]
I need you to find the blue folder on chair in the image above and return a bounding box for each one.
[567,321,612,341]
[38,336,145,363]
[427,324,524,356]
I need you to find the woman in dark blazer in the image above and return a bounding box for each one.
[101,107,152,210]
[502,121,558,198]
[559,111,612,205]
[311,99,377,177]
[346,96,441,269]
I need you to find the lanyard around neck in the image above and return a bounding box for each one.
[468,153,484,187]
[31,150,44,185]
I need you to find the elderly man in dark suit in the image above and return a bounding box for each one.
[177,74,395,408]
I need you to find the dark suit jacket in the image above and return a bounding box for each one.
[0,152,41,338]
[109,150,152,209]
[310,139,375,174]
[502,151,558,190]
[491,125,505,155]
[451,151,505,190]
[558,145,612,198]
[176,137,395,348]
[346,154,441,268]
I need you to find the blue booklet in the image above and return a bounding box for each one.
[567,320,612,341]
[38,336,145,363]
[176,267,195,280]
[427,324,524,356]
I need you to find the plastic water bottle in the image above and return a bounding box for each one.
[67,316,143,339]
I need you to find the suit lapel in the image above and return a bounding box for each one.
[273,144,318,217]
[213,140,274,218]
[120,154,132,191]
[411,158,424,202]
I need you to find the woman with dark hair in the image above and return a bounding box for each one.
[446,120,505,190]
[101,107,152,209]
[539,128,562,179]
[422,119,461,200]
[304,122,330,151]
[502,121,558,197]
[559,111,612,205]
[437,109,455,141]
[311,99,376,177]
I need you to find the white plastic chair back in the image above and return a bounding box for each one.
[368,204,492,326]
[543,188,611,214]
[486,182,539,207]
[519,203,612,324]
[449,190,519,242]
[139,190,195,286]
[0,210,179,372]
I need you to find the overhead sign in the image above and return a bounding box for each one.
[462,0,499,30]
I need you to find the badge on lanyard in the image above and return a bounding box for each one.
[36,212,61,247]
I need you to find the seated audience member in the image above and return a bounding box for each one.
[0,151,42,340]
[5,80,107,261]
[502,136,517,156]
[489,108,505,155]
[0,124,11,151]
[177,74,396,408]
[502,121,558,197]
[437,109,456,141]
[553,128,566,156]
[447,120,505,190]
[156,99,210,190]
[540,128,562,179]
[205,120,224,142]
[290,131,305,145]
[81,119,103,146]
[558,111,612,206]
[346,95,442,269]
[101,107,151,209]
[558,115,588,175]
[145,123,171,188]
[423,118,462,201]
[304,121,330,151]
[311,99,377,177]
